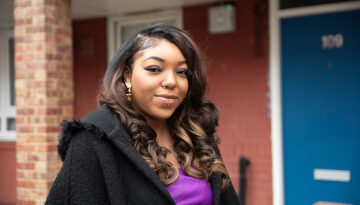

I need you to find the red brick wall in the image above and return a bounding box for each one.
[14,0,73,204]
[0,142,16,204]
[73,18,107,118]
[183,2,272,204]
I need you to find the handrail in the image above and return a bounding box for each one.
[239,156,250,205]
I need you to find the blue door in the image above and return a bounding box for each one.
[281,10,360,204]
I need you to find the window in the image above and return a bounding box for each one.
[0,30,16,141]
[107,9,183,63]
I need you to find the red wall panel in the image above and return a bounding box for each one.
[183,2,272,204]
[73,18,107,118]
[0,142,16,205]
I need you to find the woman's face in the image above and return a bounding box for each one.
[125,39,189,121]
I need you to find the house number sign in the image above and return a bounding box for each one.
[321,33,344,49]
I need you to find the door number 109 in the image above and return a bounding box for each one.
[321,34,344,50]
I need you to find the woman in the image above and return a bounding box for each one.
[46,24,240,205]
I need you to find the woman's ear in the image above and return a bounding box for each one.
[123,67,131,83]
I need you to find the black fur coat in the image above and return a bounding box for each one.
[45,105,240,205]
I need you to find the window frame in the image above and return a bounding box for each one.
[107,9,183,64]
[0,30,16,141]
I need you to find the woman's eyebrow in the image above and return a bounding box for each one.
[144,56,164,63]
[144,56,187,65]
[177,61,186,65]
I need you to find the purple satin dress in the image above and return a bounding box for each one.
[165,167,213,205]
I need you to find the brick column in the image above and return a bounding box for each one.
[14,0,73,204]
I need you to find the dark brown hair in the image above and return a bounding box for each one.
[98,23,229,190]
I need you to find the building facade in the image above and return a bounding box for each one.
[0,0,359,204]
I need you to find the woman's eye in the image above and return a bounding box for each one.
[177,68,188,75]
[145,66,161,72]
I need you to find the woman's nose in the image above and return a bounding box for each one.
[161,71,176,89]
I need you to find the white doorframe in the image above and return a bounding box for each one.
[269,1,360,205]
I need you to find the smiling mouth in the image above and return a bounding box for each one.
[155,95,178,105]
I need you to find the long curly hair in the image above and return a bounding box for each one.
[98,23,229,190]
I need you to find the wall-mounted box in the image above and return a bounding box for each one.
[208,4,236,34]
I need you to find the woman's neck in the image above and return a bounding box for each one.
[146,118,172,147]
[146,117,180,168]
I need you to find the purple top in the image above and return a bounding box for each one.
[165,167,213,205]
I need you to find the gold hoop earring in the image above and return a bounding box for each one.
[126,82,132,101]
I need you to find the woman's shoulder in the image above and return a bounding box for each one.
[57,120,107,161]
[57,104,125,161]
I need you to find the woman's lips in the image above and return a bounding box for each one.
[155,95,178,104]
